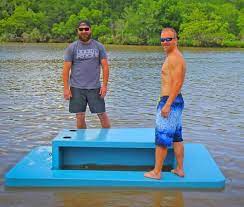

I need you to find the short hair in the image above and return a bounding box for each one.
[161,27,178,39]
[77,20,91,28]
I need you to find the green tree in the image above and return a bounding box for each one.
[0,6,47,41]
[116,0,161,45]
[237,8,244,40]
[215,3,240,35]
[51,7,111,42]
[0,0,243,46]
[179,3,236,46]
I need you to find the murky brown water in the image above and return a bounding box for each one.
[0,43,244,207]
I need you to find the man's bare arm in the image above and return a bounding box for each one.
[99,58,109,97]
[101,59,109,86]
[62,61,72,100]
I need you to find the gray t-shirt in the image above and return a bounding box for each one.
[64,39,107,89]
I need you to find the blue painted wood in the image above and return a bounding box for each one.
[53,128,156,148]
[59,147,174,168]
[52,128,174,169]
[5,144,225,188]
[5,128,226,188]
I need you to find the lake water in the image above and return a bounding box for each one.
[0,43,243,207]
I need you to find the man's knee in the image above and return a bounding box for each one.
[76,112,86,120]
[173,141,184,149]
[76,113,86,129]
[173,142,184,154]
[97,112,108,118]
[97,112,111,128]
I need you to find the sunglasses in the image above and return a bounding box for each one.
[78,27,90,32]
[160,37,175,42]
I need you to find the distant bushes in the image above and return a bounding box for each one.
[0,0,243,47]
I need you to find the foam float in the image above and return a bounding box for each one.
[5,128,225,188]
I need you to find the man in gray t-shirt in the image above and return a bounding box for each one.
[62,20,111,128]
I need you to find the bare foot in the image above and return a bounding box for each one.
[144,170,161,180]
[171,169,185,177]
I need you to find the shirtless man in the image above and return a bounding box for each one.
[144,27,186,179]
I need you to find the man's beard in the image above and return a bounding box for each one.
[79,33,91,42]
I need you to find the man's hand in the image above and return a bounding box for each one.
[161,104,171,118]
[99,85,107,98]
[64,88,72,100]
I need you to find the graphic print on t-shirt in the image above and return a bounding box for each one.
[76,49,99,60]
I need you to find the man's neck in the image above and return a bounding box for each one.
[166,47,178,56]
[79,39,91,44]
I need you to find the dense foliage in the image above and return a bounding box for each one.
[0,0,243,47]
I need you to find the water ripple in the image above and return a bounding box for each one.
[0,44,244,207]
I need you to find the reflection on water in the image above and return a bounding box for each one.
[0,43,244,207]
[0,188,184,207]
[57,190,184,207]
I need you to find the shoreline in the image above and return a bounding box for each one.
[1,42,244,50]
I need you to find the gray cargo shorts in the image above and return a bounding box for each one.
[69,87,105,113]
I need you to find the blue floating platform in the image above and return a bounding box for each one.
[5,128,225,188]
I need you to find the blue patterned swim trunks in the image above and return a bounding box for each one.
[155,94,184,147]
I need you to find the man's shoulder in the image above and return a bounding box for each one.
[92,39,105,48]
[169,51,184,61]
[168,51,185,67]
[66,40,79,49]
